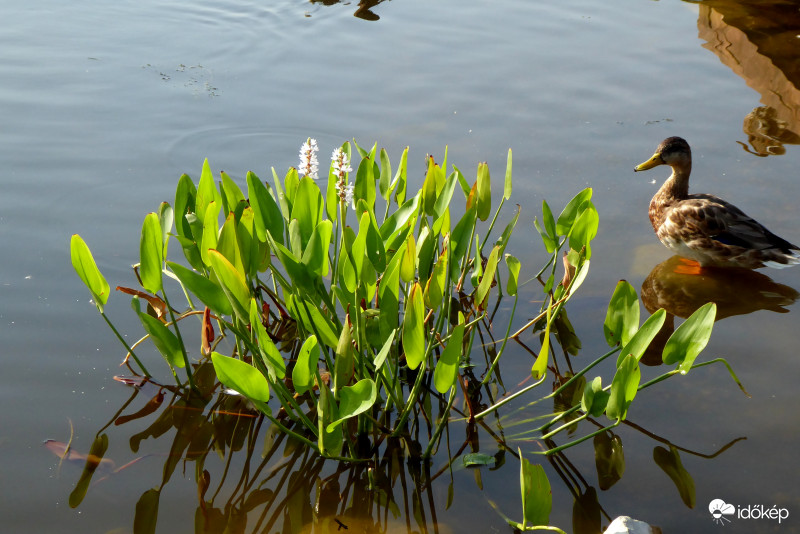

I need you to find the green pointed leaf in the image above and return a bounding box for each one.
[140,213,164,294]
[581,376,609,417]
[373,329,396,371]
[334,317,355,393]
[422,156,438,216]
[505,254,521,296]
[200,200,220,267]
[249,299,285,380]
[286,294,339,350]
[450,206,477,280]
[293,335,319,395]
[556,187,592,235]
[403,283,426,370]
[475,245,501,310]
[616,309,667,367]
[476,162,492,221]
[217,212,244,275]
[211,352,270,402]
[300,219,332,277]
[378,254,401,340]
[503,149,512,200]
[380,193,420,241]
[606,354,640,421]
[569,200,598,258]
[434,322,464,393]
[318,381,342,455]
[291,176,323,250]
[208,249,250,321]
[354,156,376,215]
[133,488,160,534]
[379,147,392,199]
[157,202,173,260]
[663,302,716,373]
[326,379,378,432]
[603,280,639,347]
[138,312,184,368]
[392,146,408,205]
[195,158,221,224]
[424,246,448,311]
[70,235,110,311]
[166,261,232,316]
[220,171,246,213]
[399,233,416,284]
[247,171,284,245]
[432,171,459,235]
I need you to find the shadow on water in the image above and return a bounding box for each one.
[640,256,799,366]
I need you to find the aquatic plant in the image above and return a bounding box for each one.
[70,140,746,531]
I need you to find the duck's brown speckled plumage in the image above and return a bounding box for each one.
[635,136,800,269]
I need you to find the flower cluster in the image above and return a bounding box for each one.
[298,138,319,179]
[331,147,354,205]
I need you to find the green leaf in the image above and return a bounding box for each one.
[416,226,436,283]
[354,156,376,215]
[475,245,501,310]
[166,261,232,316]
[157,202,173,260]
[318,381,342,455]
[476,162,492,221]
[220,171,246,214]
[293,335,319,395]
[138,312,184,368]
[363,208,386,273]
[519,451,552,528]
[403,282,426,370]
[195,158,221,224]
[422,156,438,216]
[616,309,667,367]
[450,206,477,280]
[653,446,695,508]
[140,213,164,294]
[556,187,592,235]
[334,317,355,393]
[291,176,323,250]
[301,220,333,277]
[70,235,110,311]
[211,352,270,402]
[432,171,459,235]
[174,175,203,270]
[581,376,609,417]
[463,453,495,467]
[249,299,285,380]
[503,148,512,200]
[373,329,396,371]
[379,147,392,200]
[603,280,639,347]
[208,249,250,321]
[569,200,599,258]
[399,233,416,284]
[286,295,339,349]
[605,354,640,421]
[217,213,244,275]
[391,146,408,205]
[378,254,401,341]
[200,200,220,267]
[247,171,284,245]
[663,302,716,373]
[505,254,521,296]
[326,379,378,432]
[379,193,420,241]
[434,323,465,393]
[424,246,448,311]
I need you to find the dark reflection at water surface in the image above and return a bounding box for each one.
[640,256,798,366]
[696,0,800,155]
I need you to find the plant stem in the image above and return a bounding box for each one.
[101,311,150,376]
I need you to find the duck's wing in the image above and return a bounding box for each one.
[685,194,798,252]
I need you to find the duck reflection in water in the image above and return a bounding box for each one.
[639,255,798,366]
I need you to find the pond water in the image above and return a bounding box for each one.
[3,0,800,532]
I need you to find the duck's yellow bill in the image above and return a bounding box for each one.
[634,153,663,172]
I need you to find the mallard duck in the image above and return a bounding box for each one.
[634,136,800,270]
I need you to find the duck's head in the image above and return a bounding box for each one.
[634,136,692,173]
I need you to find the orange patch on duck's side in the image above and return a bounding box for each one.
[673,257,704,275]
